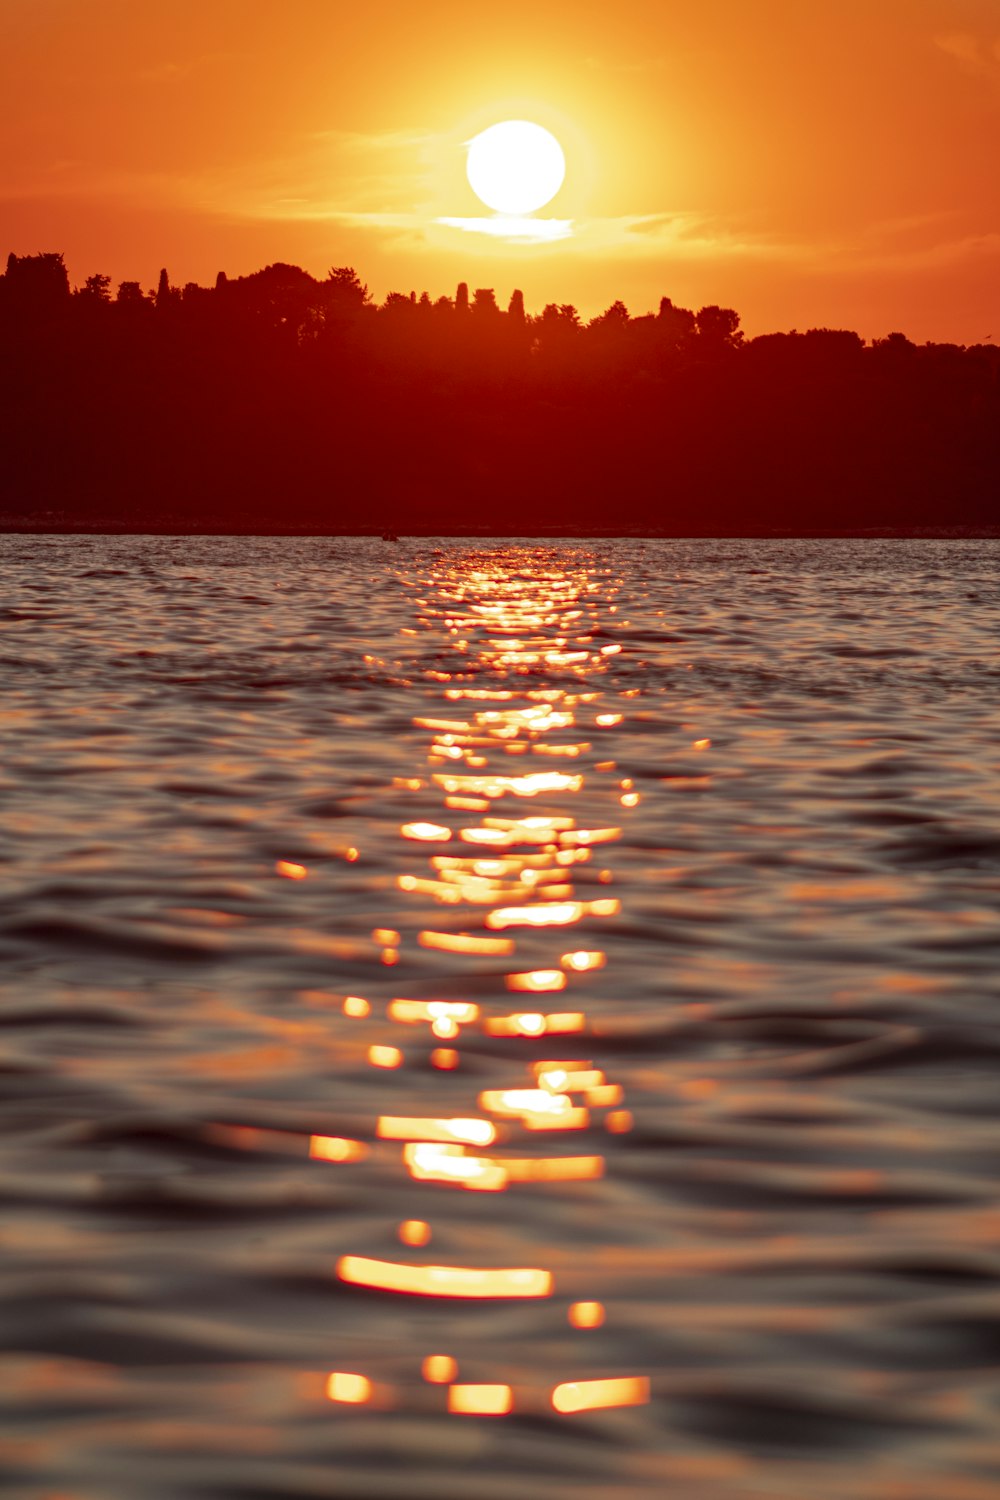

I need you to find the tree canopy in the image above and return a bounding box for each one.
[0,253,997,534]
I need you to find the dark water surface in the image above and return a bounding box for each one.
[2,535,999,1500]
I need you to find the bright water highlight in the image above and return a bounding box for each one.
[1,535,999,1499]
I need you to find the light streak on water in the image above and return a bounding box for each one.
[447,1384,513,1415]
[325,1373,372,1405]
[561,950,606,971]
[376,1115,495,1146]
[190,552,638,1431]
[551,1377,649,1413]
[505,969,566,992]
[568,1301,606,1328]
[308,1135,368,1163]
[398,1220,432,1246]
[367,1045,403,1069]
[337,1256,552,1298]
[482,1011,586,1037]
[422,1354,457,1383]
[401,822,452,842]
[403,1143,509,1191]
[418,930,514,955]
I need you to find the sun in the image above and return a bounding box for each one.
[466,121,566,217]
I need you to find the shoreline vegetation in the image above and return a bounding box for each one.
[2,252,998,535]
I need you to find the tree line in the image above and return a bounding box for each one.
[1,251,997,532]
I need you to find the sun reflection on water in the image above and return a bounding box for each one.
[270,551,647,1416]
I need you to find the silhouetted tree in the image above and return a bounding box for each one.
[872,331,916,361]
[182,281,213,309]
[537,303,581,329]
[230,262,322,344]
[325,266,369,310]
[589,300,630,330]
[3,247,998,534]
[695,304,742,349]
[532,304,583,367]
[803,328,865,367]
[534,303,581,346]
[658,296,696,347]
[3,252,70,313]
[77,273,112,302]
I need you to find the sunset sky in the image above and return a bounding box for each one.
[3,0,998,341]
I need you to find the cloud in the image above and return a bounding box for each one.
[0,161,191,205]
[0,125,440,226]
[776,207,999,279]
[579,212,809,263]
[934,32,1000,90]
[841,231,1000,275]
[557,210,1000,277]
[5,119,995,291]
[435,216,573,243]
[222,127,439,219]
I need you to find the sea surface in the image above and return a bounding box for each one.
[1,534,999,1500]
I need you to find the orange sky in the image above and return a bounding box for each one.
[2,0,998,341]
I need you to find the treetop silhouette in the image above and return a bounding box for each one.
[0,251,997,534]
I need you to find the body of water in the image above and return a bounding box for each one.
[2,535,999,1500]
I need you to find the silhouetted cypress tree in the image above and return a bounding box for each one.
[455,281,469,314]
[508,288,525,323]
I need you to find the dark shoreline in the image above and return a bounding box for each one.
[6,257,999,544]
[3,523,999,540]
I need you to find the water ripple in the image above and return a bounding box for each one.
[0,534,998,1499]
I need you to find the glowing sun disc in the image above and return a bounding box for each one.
[466,121,565,216]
